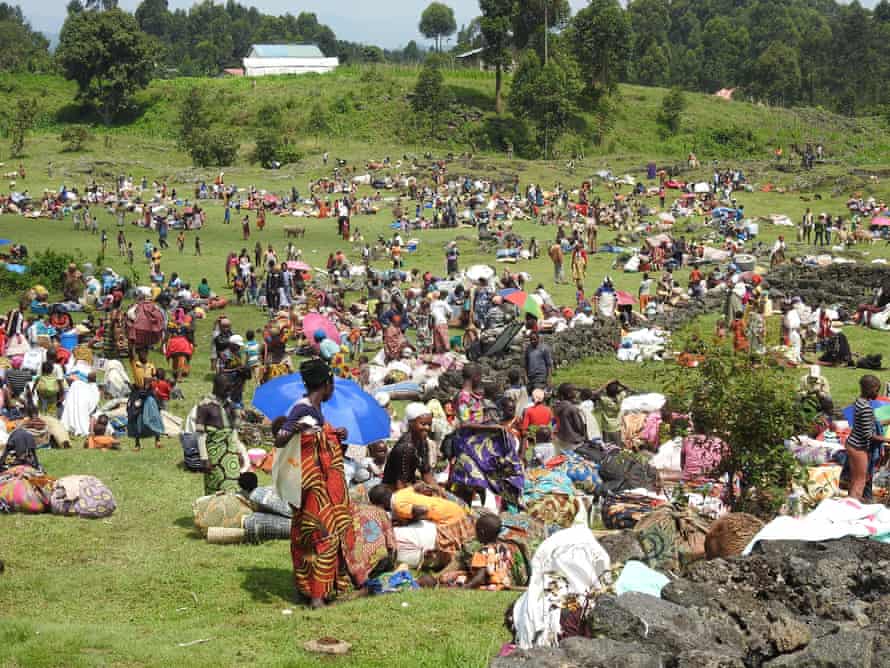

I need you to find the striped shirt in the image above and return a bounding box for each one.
[847,398,876,451]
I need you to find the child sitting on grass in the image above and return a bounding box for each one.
[87,415,120,450]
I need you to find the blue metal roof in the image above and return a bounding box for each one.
[249,44,324,59]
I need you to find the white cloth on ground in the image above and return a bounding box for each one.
[513,526,611,649]
[743,498,890,556]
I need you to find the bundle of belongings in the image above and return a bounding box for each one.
[192,483,294,544]
[0,466,116,518]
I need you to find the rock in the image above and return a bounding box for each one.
[561,637,663,668]
[597,531,645,565]
[673,650,746,668]
[766,629,875,668]
[769,615,811,654]
[489,647,570,668]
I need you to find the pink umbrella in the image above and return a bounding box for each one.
[302,312,340,347]
[263,193,280,204]
[615,290,636,306]
[286,260,312,271]
[871,217,890,227]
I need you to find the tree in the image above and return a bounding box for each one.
[402,40,422,63]
[479,0,513,114]
[508,50,582,157]
[8,98,36,158]
[305,102,331,146]
[60,126,91,152]
[56,8,154,125]
[411,55,453,130]
[512,0,571,58]
[747,42,801,106]
[665,341,803,515]
[134,0,170,38]
[568,0,631,102]
[656,87,686,135]
[419,2,457,52]
[0,3,52,73]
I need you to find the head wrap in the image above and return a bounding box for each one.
[404,402,432,422]
[300,358,333,390]
[532,389,546,404]
[314,328,327,341]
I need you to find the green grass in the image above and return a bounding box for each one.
[4,65,890,162]
[5,71,890,666]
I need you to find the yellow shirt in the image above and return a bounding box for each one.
[392,488,467,525]
[131,360,156,389]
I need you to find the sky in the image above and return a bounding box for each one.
[22,0,591,49]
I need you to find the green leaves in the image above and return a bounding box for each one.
[56,8,154,124]
[419,2,457,52]
[663,340,803,516]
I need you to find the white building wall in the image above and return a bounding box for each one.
[243,57,339,76]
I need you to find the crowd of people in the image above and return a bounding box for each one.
[3,152,890,634]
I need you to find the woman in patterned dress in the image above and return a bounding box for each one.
[274,358,391,608]
[195,375,248,494]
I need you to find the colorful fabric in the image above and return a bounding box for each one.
[601,493,660,530]
[522,468,576,504]
[526,494,578,530]
[203,427,242,495]
[50,475,116,519]
[425,514,477,570]
[634,505,710,571]
[289,424,353,600]
[449,427,524,507]
[0,465,54,514]
[341,503,395,586]
[548,453,602,495]
[262,360,291,383]
[193,491,253,535]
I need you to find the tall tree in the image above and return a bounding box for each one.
[0,4,51,72]
[419,2,457,52]
[134,0,170,38]
[509,50,581,157]
[568,0,631,101]
[479,0,513,114]
[412,54,453,130]
[56,8,154,124]
[512,0,571,60]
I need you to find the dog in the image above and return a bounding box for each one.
[283,225,305,239]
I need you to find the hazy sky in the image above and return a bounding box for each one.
[23,0,591,48]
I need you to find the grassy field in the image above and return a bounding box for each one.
[4,68,890,667]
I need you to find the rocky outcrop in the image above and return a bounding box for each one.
[766,263,890,310]
[492,537,890,668]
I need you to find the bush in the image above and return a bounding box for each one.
[250,130,303,168]
[474,113,536,158]
[663,339,804,516]
[0,249,85,296]
[188,127,238,167]
[656,87,686,136]
[60,126,91,152]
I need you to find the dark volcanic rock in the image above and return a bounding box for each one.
[766,263,890,311]
[493,537,890,668]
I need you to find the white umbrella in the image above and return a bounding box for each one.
[694,182,711,194]
[657,212,675,224]
[466,264,495,282]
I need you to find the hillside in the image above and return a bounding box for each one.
[3,65,890,165]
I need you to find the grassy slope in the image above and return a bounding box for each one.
[4,68,890,667]
[4,65,890,163]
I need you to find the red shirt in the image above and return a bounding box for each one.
[520,404,554,432]
[153,379,172,401]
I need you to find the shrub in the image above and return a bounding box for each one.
[60,126,91,152]
[663,339,804,516]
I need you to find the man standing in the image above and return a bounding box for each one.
[814,214,826,247]
[802,208,814,244]
[524,332,553,391]
[549,240,564,284]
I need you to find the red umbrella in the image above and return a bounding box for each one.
[263,193,280,204]
[302,312,340,348]
[503,290,543,318]
[615,290,636,306]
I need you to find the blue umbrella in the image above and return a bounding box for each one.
[0,239,11,245]
[842,399,890,425]
[252,373,390,445]
[498,288,520,298]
